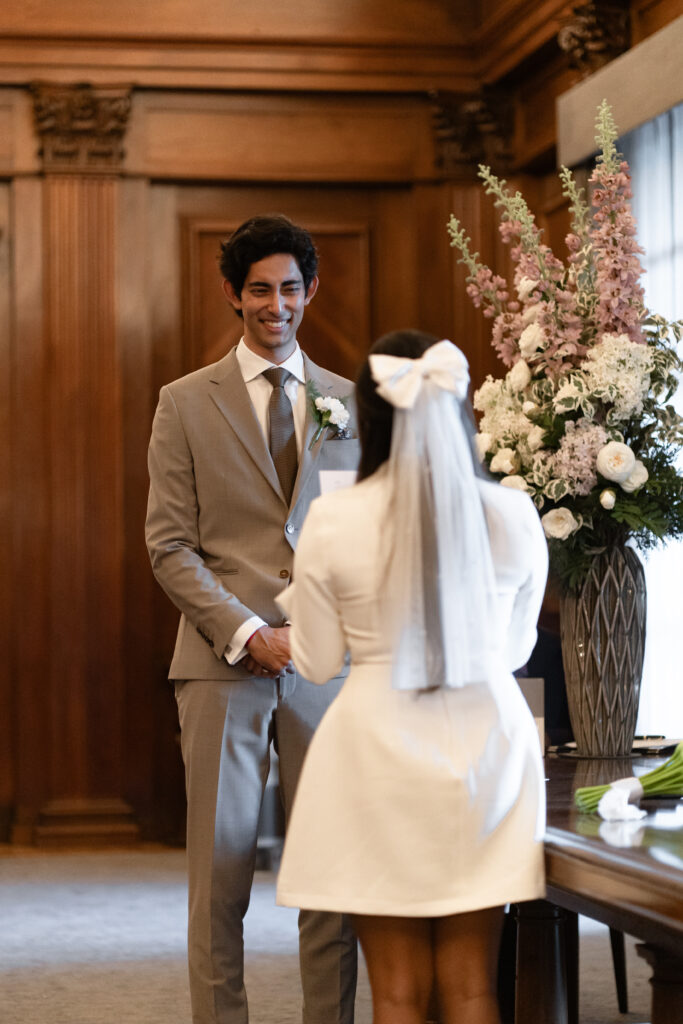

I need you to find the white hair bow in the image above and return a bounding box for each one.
[369,340,470,409]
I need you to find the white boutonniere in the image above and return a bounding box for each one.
[306,380,351,449]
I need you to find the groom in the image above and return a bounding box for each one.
[145,214,359,1024]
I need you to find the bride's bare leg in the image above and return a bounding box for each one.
[433,906,504,1024]
[351,914,433,1024]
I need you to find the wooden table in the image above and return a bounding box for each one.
[514,752,683,1024]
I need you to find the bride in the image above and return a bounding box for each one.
[277,330,548,1024]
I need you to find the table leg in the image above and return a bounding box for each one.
[637,944,683,1024]
[514,900,569,1024]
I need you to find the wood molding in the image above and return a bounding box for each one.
[557,1,631,78]
[31,798,139,847]
[125,92,437,183]
[30,81,132,173]
[0,37,479,94]
[431,87,514,179]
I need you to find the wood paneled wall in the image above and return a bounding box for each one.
[1,0,680,844]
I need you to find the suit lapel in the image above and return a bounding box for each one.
[208,349,285,501]
[290,354,339,512]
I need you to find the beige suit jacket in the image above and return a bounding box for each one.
[146,346,360,680]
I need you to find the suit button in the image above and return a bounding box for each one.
[285,523,295,535]
[279,569,290,579]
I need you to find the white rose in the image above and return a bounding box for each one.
[507,359,531,391]
[541,507,580,540]
[522,302,544,325]
[522,400,539,416]
[474,432,492,461]
[500,475,529,492]
[620,460,649,493]
[526,425,546,452]
[519,322,547,359]
[490,447,520,475]
[596,441,636,482]
[517,276,538,302]
[600,489,616,509]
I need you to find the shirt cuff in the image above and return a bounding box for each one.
[225,616,267,665]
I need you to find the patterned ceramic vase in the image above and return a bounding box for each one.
[559,546,646,757]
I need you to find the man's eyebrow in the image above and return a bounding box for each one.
[247,278,302,288]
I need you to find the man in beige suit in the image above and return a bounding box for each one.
[146,215,359,1024]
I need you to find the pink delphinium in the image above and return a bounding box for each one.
[590,160,646,345]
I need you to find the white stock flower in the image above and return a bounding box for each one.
[490,447,520,475]
[500,475,529,492]
[516,276,538,302]
[600,489,616,509]
[519,322,547,359]
[621,460,649,493]
[541,507,580,540]
[474,432,492,461]
[596,441,636,482]
[507,359,531,391]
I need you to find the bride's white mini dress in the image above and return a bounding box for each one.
[276,468,548,917]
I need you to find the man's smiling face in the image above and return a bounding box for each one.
[223,252,318,364]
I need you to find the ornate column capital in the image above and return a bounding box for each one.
[558,2,630,78]
[430,88,514,180]
[29,82,132,174]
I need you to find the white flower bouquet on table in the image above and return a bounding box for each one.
[448,100,683,590]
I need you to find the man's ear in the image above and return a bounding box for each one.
[222,278,242,311]
[304,276,319,305]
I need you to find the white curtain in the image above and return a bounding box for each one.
[620,103,683,736]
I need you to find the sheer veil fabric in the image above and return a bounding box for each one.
[369,340,499,693]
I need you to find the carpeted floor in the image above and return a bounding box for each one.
[0,846,651,1023]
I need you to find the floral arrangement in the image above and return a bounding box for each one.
[448,100,683,590]
[306,381,351,448]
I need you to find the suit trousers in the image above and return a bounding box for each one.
[175,673,358,1024]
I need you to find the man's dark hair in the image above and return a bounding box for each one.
[219,214,319,297]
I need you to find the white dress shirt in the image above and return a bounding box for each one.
[224,338,306,664]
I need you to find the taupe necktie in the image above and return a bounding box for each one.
[263,367,298,503]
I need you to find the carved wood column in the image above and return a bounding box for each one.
[12,83,138,844]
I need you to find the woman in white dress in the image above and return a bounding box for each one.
[277,330,548,1024]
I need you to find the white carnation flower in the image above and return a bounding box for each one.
[315,395,349,427]
[507,360,531,391]
[600,489,616,509]
[500,475,529,492]
[541,507,580,540]
[490,447,520,475]
[596,441,636,483]
[519,322,547,360]
[474,432,492,461]
[620,460,649,493]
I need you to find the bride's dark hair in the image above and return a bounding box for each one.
[355,329,439,481]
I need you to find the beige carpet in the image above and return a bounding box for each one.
[0,846,651,1023]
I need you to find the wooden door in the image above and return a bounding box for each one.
[124,180,455,841]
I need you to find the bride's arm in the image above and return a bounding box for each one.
[506,497,549,671]
[283,500,348,684]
